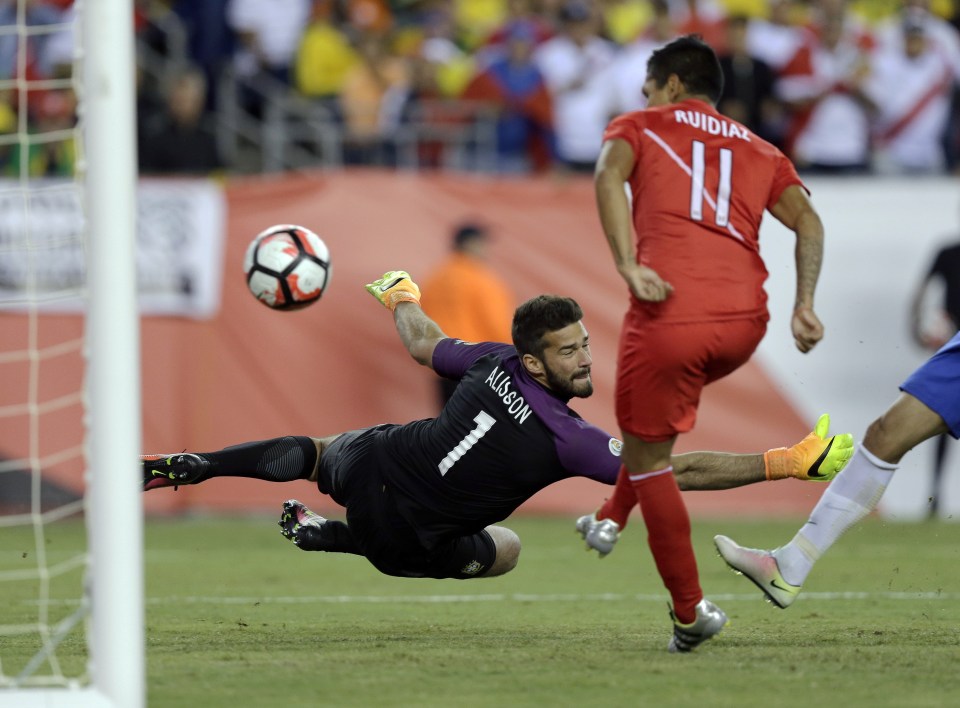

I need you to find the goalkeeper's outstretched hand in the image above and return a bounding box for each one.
[764,413,854,482]
[365,270,421,311]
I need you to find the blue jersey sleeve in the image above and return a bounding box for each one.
[432,338,516,379]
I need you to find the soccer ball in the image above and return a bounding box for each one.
[243,224,331,310]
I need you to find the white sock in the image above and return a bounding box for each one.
[774,447,897,586]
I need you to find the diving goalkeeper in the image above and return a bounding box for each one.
[142,270,853,653]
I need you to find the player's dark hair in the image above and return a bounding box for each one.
[646,34,724,104]
[512,295,583,358]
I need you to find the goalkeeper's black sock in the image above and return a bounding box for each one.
[195,436,317,484]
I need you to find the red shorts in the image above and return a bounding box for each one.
[615,310,767,441]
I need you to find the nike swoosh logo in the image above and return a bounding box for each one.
[770,578,794,592]
[379,276,406,292]
[806,437,834,478]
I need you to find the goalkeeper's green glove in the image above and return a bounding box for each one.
[365,270,421,311]
[764,413,854,482]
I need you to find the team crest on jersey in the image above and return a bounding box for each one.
[461,560,484,576]
[609,438,623,456]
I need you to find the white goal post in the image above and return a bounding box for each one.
[2,0,144,705]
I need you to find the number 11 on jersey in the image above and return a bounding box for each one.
[690,140,732,227]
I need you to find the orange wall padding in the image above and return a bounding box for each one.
[0,170,822,518]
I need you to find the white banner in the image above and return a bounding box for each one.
[0,178,226,319]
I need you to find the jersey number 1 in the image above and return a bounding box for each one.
[689,141,732,227]
[438,411,496,476]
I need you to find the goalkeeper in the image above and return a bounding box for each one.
[142,270,853,653]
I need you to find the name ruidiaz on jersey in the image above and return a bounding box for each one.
[485,365,533,424]
[675,109,751,142]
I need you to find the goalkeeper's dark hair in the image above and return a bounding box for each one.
[646,34,724,104]
[512,295,583,359]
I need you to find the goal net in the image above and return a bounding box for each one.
[0,1,143,705]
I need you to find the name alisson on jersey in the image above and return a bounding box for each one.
[485,366,533,423]
[674,109,751,141]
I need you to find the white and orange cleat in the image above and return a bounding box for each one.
[714,535,801,608]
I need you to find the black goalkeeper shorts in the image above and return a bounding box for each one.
[317,426,497,580]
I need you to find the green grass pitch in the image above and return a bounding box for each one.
[3,515,960,706]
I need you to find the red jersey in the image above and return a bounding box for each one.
[603,99,804,323]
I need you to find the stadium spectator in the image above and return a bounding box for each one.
[746,0,812,73]
[114,0,960,177]
[172,0,235,110]
[0,87,14,136]
[669,0,727,52]
[776,1,875,172]
[875,0,960,78]
[532,0,618,172]
[865,8,956,174]
[142,270,851,650]
[461,19,556,172]
[139,65,223,175]
[609,0,674,114]
[3,82,76,177]
[133,0,187,68]
[294,0,359,124]
[484,0,554,51]
[453,0,510,51]
[417,3,476,98]
[875,0,960,171]
[716,329,960,608]
[343,0,393,37]
[582,35,828,651]
[392,52,452,168]
[0,0,69,160]
[0,0,65,81]
[42,1,75,79]
[599,0,654,47]
[339,31,411,165]
[226,0,312,116]
[908,231,960,517]
[717,14,783,147]
[419,224,516,408]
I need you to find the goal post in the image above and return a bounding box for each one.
[1,0,144,705]
[82,0,145,705]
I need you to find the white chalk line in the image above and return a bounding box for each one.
[22,591,960,607]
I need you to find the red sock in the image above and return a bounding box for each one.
[596,465,636,529]
[631,467,702,624]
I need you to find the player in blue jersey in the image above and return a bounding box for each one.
[716,332,960,609]
[143,271,851,648]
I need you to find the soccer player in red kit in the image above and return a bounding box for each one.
[577,35,828,652]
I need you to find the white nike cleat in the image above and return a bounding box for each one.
[714,534,801,609]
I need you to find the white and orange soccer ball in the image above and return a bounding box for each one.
[243,224,331,310]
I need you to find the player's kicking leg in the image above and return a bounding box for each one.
[713,535,800,609]
[576,414,853,557]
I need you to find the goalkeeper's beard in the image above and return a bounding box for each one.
[544,365,594,399]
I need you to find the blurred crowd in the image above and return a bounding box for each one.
[2,0,960,176]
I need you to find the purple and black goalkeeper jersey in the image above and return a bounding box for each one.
[374,339,622,546]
